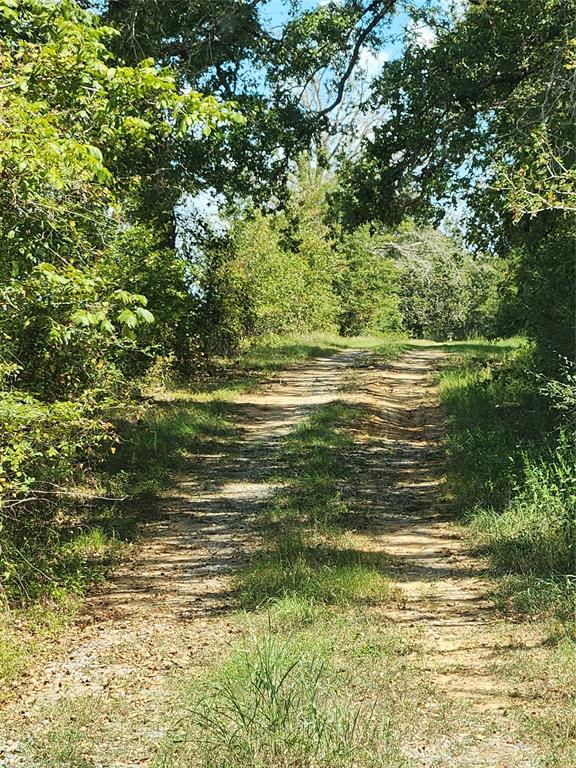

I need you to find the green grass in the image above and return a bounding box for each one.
[240,534,390,608]
[237,401,390,610]
[413,336,525,355]
[155,617,414,768]
[0,620,27,696]
[436,338,546,509]
[436,337,576,623]
[171,634,384,768]
[240,332,407,373]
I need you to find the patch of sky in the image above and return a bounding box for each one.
[184,1,467,242]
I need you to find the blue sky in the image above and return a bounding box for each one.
[259,0,435,75]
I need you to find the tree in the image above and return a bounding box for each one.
[98,0,398,204]
[0,0,238,396]
[384,224,504,340]
[336,0,576,367]
[336,225,402,336]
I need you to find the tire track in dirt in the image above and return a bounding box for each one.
[346,348,545,768]
[1,348,368,749]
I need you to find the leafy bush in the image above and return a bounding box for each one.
[0,393,111,504]
[515,213,576,374]
[0,390,116,600]
[0,263,154,400]
[336,224,402,336]
[199,207,342,355]
[101,224,207,375]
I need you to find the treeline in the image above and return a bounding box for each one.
[198,193,506,356]
[1,0,575,611]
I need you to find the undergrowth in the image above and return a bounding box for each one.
[436,338,576,623]
[180,635,389,768]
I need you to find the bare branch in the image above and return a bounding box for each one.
[318,0,395,117]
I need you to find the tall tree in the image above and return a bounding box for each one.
[99,0,397,204]
[336,0,576,367]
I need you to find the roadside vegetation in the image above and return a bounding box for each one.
[0,332,393,691]
[437,340,576,623]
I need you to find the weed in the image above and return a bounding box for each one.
[160,634,405,768]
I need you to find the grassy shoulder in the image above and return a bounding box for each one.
[416,337,576,766]
[432,337,576,623]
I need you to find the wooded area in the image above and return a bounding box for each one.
[0,0,575,765]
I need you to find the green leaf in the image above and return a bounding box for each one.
[134,306,154,324]
[117,309,137,328]
[71,310,95,327]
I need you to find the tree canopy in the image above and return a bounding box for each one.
[0,0,574,604]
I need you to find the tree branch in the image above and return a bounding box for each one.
[318,0,395,117]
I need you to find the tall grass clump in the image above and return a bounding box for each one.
[170,635,401,768]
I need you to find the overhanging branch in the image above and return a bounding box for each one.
[318,0,395,117]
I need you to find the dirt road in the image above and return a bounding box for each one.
[1,347,546,767]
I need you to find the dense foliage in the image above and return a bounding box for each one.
[0,0,238,598]
[440,342,576,620]
[100,0,397,204]
[386,224,504,341]
[198,177,409,354]
[337,0,576,370]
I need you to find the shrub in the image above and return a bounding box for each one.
[471,435,576,577]
[0,391,115,601]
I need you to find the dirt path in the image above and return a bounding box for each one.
[346,349,544,767]
[2,347,545,767]
[1,349,367,752]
